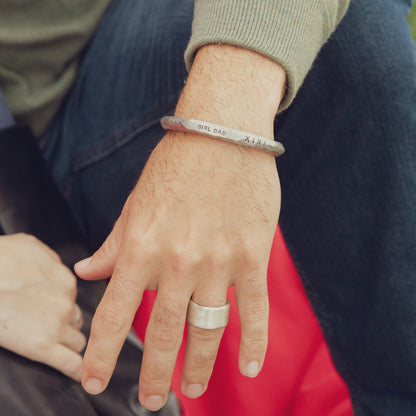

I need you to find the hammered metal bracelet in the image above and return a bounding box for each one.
[161,116,285,157]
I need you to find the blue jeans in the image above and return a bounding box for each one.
[43,0,416,414]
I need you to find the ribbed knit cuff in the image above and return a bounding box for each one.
[185,0,350,112]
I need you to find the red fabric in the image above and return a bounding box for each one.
[133,227,353,416]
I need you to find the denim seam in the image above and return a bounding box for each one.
[71,100,177,173]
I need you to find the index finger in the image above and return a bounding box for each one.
[81,254,148,394]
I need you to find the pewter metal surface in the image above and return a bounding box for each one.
[161,116,285,156]
[187,299,231,330]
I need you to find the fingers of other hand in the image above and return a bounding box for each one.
[70,304,83,330]
[181,288,228,399]
[50,264,78,300]
[235,270,269,378]
[61,324,87,353]
[45,344,84,381]
[139,289,189,411]
[19,299,86,381]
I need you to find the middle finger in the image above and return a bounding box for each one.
[181,285,229,399]
[139,287,190,411]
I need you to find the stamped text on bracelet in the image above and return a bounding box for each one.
[161,116,285,157]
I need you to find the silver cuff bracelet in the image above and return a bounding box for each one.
[160,116,285,157]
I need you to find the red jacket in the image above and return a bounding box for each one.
[134,227,353,416]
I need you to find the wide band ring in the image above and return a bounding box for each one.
[187,299,230,330]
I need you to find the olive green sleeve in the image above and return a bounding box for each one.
[185,0,350,112]
[0,0,110,137]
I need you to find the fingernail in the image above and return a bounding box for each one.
[246,361,259,378]
[84,378,103,395]
[75,257,91,271]
[144,395,164,410]
[185,383,204,398]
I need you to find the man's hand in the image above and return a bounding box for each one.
[0,234,86,381]
[76,44,287,410]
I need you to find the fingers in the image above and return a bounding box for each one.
[75,218,123,280]
[70,304,83,330]
[181,285,228,399]
[234,270,269,378]
[81,248,148,395]
[61,325,87,353]
[45,344,84,382]
[138,288,189,411]
[49,264,78,302]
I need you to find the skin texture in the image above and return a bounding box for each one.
[0,233,86,381]
[75,44,287,411]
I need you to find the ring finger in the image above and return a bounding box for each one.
[181,282,229,399]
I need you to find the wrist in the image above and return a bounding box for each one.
[175,44,286,139]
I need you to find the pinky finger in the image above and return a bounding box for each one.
[235,277,269,378]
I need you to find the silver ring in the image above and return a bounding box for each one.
[187,299,230,330]
[70,304,83,328]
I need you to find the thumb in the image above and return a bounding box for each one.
[75,219,123,280]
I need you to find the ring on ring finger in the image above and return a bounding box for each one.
[186,299,230,330]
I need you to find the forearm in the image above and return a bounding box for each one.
[176,44,286,140]
[186,0,350,112]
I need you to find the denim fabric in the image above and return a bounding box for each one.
[0,89,15,130]
[42,0,192,247]
[276,1,416,414]
[43,0,416,414]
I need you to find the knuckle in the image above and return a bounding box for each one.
[243,333,268,356]
[75,313,84,330]
[140,373,170,393]
[241,323,268,354]
[123,235,145,263]
[75,334,87,353]
[239,239,264,271]
[246,326,268,344]
[84,349,115,376]
[62,273,77,297]
[239,277,268,322]
[59,297,75,318]
[243,298,269,322]
[148,296,184,350]
[211,244,233,270]
[188,325,222,342]
[93,308,125,336]
[170,245,201,275]
[188,350,217,371]
[148,328,181,351]
[243,252,262,272]
[32,335,53,355]
[62,354,83,379]
[155,295,184,329]
[89,352,113,369]
[240,269,267,295]
[108,273,138,302]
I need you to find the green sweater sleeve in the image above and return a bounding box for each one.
[185,0,350,112]
[0,0,110,137]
